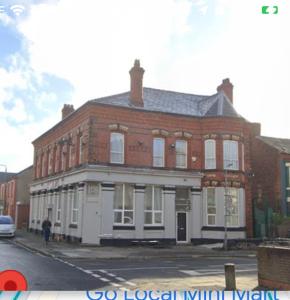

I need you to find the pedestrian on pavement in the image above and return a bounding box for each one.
[42,218,52,245]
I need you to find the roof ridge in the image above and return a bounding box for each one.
[143,87,210,98]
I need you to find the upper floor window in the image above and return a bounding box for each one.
[207,188,216,225]
[79,136,83,164]
[48,151,53,175]
[223,140,239,170]
[205,140,216,169]
[69,144,73,168]
[41,154,46,177]
[153,138,165,167]
[61,147,66,171]
[176,140,187,168]
[113,184,134,225]
[226,188,239,226]
[110,133,124,164]
[144,185,163,225]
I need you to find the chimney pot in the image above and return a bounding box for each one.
[62,104,75,120]
[129,59,145,107]
[217,78,234,103]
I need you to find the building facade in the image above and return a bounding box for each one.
[0,172,16,215]
[252,136,290,216]
[29,60,259,245]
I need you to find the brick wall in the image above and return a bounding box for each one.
[258,246,290,289]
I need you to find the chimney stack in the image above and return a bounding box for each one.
[129,59,145,107]
[217,78,234,103]
[62,104,75,120]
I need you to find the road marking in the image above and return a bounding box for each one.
[36,253,46,258]
[92,274,101,278]
[89,266,178,272]
[107,273,116,277]
[180,268,257,276]
[111,283,121,287]
[116,277,126,282]
[99,277,110,282]
[125,281,137,287]
[99,270,108,274]
[84,270,93,274]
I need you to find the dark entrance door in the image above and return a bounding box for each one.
[177,212,187,242]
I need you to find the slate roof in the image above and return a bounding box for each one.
[0,172,16,183]
[257,136,290,154]
[90,87,241,118]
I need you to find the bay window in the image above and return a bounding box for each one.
[226,188,239,226]
[207,188,216,225]
[205,139,216,169]
[223,140,239,170]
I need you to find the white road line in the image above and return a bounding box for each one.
[181,268,257,276]
[84,270,93,274]
[36,253,46,258]
[99,270,108,274]
[89,266,178,272]
[92,274,101,278]
[125,281,137,287]
[116,277,126,282]
[111,283,121,287]
[99,277,110,282]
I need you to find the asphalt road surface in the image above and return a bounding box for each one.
[0,238,257,290]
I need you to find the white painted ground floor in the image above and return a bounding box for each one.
[29,165,246,245]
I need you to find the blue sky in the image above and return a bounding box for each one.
[0,0,290,172]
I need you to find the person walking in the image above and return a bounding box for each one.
[41,218,52,245]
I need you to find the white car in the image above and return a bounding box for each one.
[0,215,16,237]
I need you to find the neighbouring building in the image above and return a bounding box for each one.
[1,166,33,228]
[0,172,16,215]
[252,136,290,217]
[29,60,260,245]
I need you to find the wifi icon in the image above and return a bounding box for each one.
[10,4,25,16]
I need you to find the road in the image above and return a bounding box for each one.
[0,239,257,290]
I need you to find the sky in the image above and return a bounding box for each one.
[0,0,289,172]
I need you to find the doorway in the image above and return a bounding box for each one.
[176,212,188,243]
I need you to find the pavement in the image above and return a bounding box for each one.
[12,229,257,260]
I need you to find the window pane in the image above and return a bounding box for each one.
[114,211,122,223]
[154,212,162,224]
[154,187,162,210]
[176,154,186,168]
[114,184,123,209]
[205,140,216,169]
[124,185,133,209]
[111,133,124,163]
[208,215,215,225]
[208,207,216,214]
[145,212,152,224]
[153,138,164,167]
[124,211,133,224]
[145,186,153,210]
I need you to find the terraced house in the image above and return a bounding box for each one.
[29,60,260,245]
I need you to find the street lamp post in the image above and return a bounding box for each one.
[224,162,233,251]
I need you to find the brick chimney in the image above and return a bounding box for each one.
[129,59,145,107]
[217,78,234,103]
[62,104,74,120]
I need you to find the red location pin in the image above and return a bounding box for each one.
[0,270,28,291]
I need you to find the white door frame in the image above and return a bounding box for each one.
[176,211,189,243]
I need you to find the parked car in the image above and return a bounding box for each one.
[0,215,16,237]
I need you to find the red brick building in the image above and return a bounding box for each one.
[1,167,33,228]
[252,136,290,216]
[29,60,259,245]
[0,172,16,215]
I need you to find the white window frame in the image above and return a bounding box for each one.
[226,188,239,227]
[205,139,216,169]
[71,188,78,224]
[110,133,124,164]
[176,140,187,168]
[144,185,164,226]
[223,140,239,170]
[206,188,216,226]
[153,138,165,167]
[56,194,61,223]
[113,184,134,225]
[61,147,66,171]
